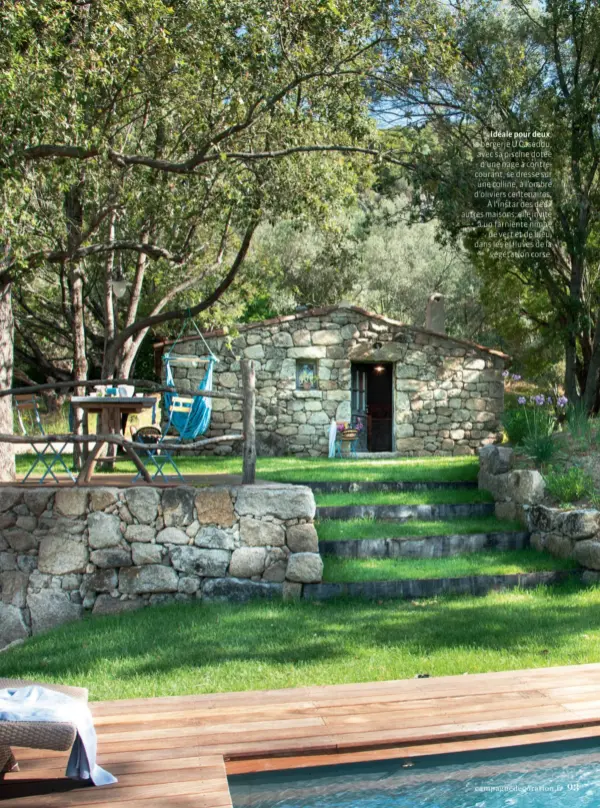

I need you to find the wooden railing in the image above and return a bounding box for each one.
[0,359,256,485]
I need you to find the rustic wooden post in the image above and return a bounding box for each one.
[241,359,256,484]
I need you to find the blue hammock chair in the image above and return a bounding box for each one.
[163,355,215,440]
[134,317,218,481]
[162,314,219,439]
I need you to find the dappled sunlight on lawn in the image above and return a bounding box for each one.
[16,453,480,482]
[2,584,600,700]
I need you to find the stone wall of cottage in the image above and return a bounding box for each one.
[0,484,321,651]
[169,307,505,457]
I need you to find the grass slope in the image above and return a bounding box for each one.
[15,454,479,483]
[322,550,578,583]
[1,583,599,701]
[314,489,493,507]
[316,516,524,541]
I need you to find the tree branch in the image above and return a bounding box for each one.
[22,143,410,174]
[105,217,259,361]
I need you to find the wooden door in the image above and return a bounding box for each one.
[350,364,368,452]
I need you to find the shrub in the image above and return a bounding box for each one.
[503,406,556,448]
[502,408,530,445]
[521,433,557,465]
[502,372,567,449]
[544,466,594,504]
[566,401,593,445]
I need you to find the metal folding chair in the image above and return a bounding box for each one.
[14,395,75,483]
[133,396,191,483]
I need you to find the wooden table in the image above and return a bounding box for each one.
[70,396,157,484]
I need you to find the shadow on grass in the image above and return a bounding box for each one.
[2,582,600,696]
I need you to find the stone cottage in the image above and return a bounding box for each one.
[153,305,507,457]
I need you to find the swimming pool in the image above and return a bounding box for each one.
[228,737,600,807]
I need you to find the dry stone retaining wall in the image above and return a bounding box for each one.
[528,505,600,578]
[0,484,321,650]
[168,306,505,457]
[478,444,600,577]
[477,444,546,523]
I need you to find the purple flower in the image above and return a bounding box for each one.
[557,395,568,408]
[535,394,545,405]
[502,370,509,378]
[547,396,553,405]
[512,374,521,381]
[518,396,526,405]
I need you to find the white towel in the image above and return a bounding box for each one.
[0,686,117,786]
[328,418,337,458]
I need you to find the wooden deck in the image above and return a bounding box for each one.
[4,663,600,806]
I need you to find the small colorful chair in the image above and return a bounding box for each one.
[14,395,75,483]
[132,396,191,482]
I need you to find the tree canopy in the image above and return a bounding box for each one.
[377,0,600,408]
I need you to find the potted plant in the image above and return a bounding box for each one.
[340,421,364,441]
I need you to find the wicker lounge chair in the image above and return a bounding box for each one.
[0,678,89,777]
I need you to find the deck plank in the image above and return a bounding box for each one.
[4,663,600,807]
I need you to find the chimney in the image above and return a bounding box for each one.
[426,293,445,334]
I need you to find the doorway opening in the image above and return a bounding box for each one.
[350,362,393,452]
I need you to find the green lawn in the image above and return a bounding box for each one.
[1,583,599,701]
[314,489,494,507]
[322,550,578,583]
[15,453,479,483]
[251,456,480,483]
[316,516,525,541]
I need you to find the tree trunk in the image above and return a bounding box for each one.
[70,264,88,467]
[101,210,117,378]
[65,179,87,468]
[564,329,580,405]
[582,312,600,413]
[117,327,149,379]
[0,278,15,481]
[114,245,149,379]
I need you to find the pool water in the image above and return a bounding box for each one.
[228,737,600,807]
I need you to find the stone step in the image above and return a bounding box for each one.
[315,503,495,522]
[298,481,478,493]
[303,570,583,601]
[319,531,531,559]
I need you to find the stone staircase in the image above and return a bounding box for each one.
[307,479,516,558]
[308,481,479,492]
[319,530,531,560]
[301,478,580,601]
[316,501,495,521]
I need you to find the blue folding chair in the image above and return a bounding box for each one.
[133,396,192,483]
[14,395,76,483]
